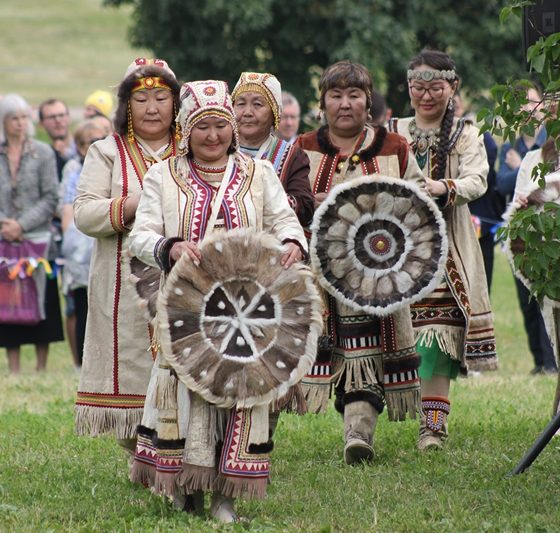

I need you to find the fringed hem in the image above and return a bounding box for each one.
[74,405,143,439]
[273,384,307,415]
[300,381,331,414]
[333,354,380,393]
[177,464,217,494]
[213,474,267,500]
[129,459,155,488]
[153,471,179,497]
[385,388,421,422]
[416,327,463,362]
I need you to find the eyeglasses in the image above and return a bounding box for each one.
[43,112,68,121]
[409,85,446,99]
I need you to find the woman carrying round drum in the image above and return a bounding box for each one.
[297,61,425,464]
[128,80,315,523]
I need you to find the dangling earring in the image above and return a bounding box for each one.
[174,102,182,144]
[447,98,454,112]
[127,101,134,144]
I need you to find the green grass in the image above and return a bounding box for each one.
[0,0,149,109]
[1,249,560,532]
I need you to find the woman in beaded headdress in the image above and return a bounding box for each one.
[127,80,309,523]
[73,58,181,453]
[296,60,425,465]
[388,49,498,450]
[232,72,314,227]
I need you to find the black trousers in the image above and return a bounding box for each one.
[73,287,88,367]
[478,233,495,293]
[514,277,556,370]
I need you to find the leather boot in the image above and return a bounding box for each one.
[343,400,378,464]
[418,396,450,451]
[209,491,238,523]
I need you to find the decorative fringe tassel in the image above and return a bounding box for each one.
[300,381,331,414]
[177,464,217,493]
[385,388,421,422]
[74,405,143,439]
[273,384,307,415]
[213,474,267,500]
[335,354,380,393]
[155,366,178,410]
[416,327,463,362]
[129,459,156,488]
[153,471,180,497]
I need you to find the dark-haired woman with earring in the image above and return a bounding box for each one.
[388,49,498,450]
[73,58,181,455]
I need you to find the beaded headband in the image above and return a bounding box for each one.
[407,69,456,82]
[131,76,172,93]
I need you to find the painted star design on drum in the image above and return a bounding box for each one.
[202,281,279,362]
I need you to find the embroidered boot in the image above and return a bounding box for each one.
[343,401,378,464]
[418,396,450,451]
[210,491,238,523]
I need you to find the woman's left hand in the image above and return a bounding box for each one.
[281,242,303,269]
[1,219,23,242]
[425,177,447,197]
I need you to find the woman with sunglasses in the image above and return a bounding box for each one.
[388,49,497,450]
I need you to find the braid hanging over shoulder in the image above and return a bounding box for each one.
[434,99,455,181]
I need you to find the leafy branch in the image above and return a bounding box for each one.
[479,1,560,302]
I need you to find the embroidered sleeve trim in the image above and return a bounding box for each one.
[155,237,183,273]
[443,179,457,207]
[110,197,127,233]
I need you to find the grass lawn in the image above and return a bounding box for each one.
[1,249,559,532]
[0,0,148,109]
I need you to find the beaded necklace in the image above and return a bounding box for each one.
[408,119,440,170]
[331,130,367,173]
[191,159,226,187]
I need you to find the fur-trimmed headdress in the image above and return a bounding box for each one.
[232,72,282,130]
[176,80,239,155]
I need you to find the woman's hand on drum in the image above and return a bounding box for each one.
[314,192,329,208]
[170,240,202,266]
[281,242,303,269]
[425,177,447,197]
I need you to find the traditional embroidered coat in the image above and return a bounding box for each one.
[389,117,498,371]
[296,125,425,420]
[74,133,177,439]
[127,152,307,500]
[253,134,314,226]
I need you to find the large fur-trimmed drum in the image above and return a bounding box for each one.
[310,175,448,315]
[155,228,323,408]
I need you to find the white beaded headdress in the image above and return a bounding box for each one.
[232,72,283,130]
[176,80,239,155]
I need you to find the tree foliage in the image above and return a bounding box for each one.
[479,1,560,303]
[104,0,525,116]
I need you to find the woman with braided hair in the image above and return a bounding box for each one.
[388,49,498,450]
